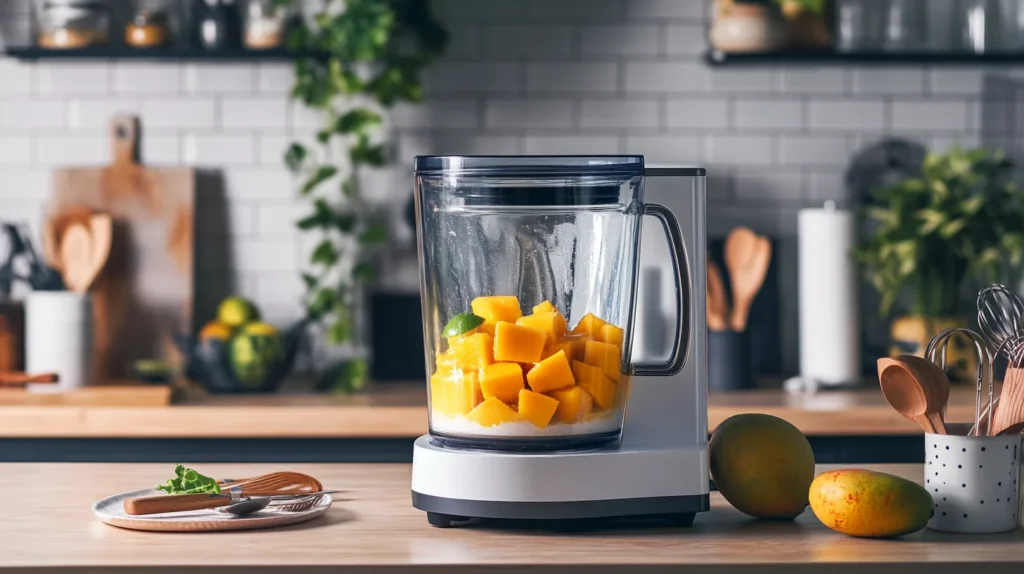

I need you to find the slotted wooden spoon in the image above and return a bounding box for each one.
[990,367,1024,436]
[877,355,948,434]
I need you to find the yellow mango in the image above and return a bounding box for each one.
[516,311,567,346]
[478,321,496,337]
[430,370,482,416]
[567,333,590,362]
[571,312,608,338]
[450,332,493,372]
[471,296,522,324]
[518,389,559,429]
[583,339,621,381]
[532,300,556,314]
[493,321,546,363]
[526,350,575,393]
[466,396,519,427]
[435,350,456,372]
[541,340,573,361]
[548,385,593,423]
[480,362,524,404]
[596,323,624,348]
[572,360,616,410]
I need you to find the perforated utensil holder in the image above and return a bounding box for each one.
[927,425,1019,534]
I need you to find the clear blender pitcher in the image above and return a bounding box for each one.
[414,156,699,450]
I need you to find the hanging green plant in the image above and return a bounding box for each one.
[280,0,447,392]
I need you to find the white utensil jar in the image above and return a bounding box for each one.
[26,291,93,390]
[927,428,1019,534]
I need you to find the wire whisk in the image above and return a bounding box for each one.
[977,284,1024,362]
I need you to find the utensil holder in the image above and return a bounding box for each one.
[708,329,757,391]
[927,424,1020,534]
[26,291,92,390]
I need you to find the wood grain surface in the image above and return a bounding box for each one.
[1,463,1023,573]
[0,383,993,438]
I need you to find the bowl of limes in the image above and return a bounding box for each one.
[175,297,307,393]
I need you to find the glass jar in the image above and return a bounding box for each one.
[36,0,109,49]
[125,0,171,48]
[413,156,695,451]
[835,0,885,52]
[955,0,1000,53]
[243,0,287,50]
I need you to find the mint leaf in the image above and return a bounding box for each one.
[155,464,221,494]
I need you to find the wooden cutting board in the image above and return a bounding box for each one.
[48,116,195,384]
[0,385,172,406]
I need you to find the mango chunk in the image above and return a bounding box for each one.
[583,339,621,381]
[532,300,556,314]
[471,296,522,324]
[480,362,525,404]
[494,321,546,363]
[435,350,456,372]
[541,340,573,361]
[572,360,616,410]
[450,332,494,372]
[516,311,567,346]
[596,323,624,348]
[518,389,559,429]
[567,333,590,362]
[571,312,608,338]
[466,396,519,427]
[548,386,593,423]
[430,370,482,416]
[526,350,575,393]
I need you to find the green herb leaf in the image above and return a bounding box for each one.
[300,166,339,196]
[284,143,307,173]
[358,225,387,244]
[353,262,374,282]
[154,465,220,495]
[310,240,339,266]
[301,273,318,289]
[334,109,383,134]
[442,312,485,338]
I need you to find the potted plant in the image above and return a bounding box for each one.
[854,147,1024,382]
[281,0,447,392]
[773,0,830,48]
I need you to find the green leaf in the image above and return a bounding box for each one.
[341,179,356,197]
[284,143,307,173]
[353,262,375,282]
[961,194,985,215]
[154,465,220,495]
[359,225,387,244]
[300,166,338,196]
[310,240,339,266]
[334,109,383,134]
[442,312,485,337]
[296,199,335,230]
[939,219,965,238]
[316,130,332,145]
[301,273,318,290]
[307,288,337,318]
[333,358,368,394]
[918,208,946,235]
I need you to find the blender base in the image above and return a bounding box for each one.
[411,435,710,527]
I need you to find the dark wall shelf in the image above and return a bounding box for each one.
[3,46,308,61]
[706,49,1024,66]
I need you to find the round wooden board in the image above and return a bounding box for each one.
[93,488,332,532]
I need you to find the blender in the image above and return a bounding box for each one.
[411,156,708,527]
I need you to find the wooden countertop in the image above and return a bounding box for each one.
[0,383,987,438]
[3,462,1024,573]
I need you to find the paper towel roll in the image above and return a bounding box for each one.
[798,204,859,386]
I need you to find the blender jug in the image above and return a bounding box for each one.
[414,156,699,450]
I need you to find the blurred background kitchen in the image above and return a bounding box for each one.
[0,0,1022,463]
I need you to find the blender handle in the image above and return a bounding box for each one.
[632,202,690,376]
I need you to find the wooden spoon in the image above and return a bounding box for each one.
[990,367,1024,436]
[877,356,948,434]
[727,231,772,331]
[60,214,112,293]
[706,259,728,331]
[0,372,59,386]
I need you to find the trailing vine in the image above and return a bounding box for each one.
[280,0,447,392]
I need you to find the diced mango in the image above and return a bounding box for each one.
[572,360,616,410]
[532,300,556,314]
[430,370,482,416]
[571,312,608,338]
[516,311,567,346]
[596,323,624,348]
[466,396,519,427]
[435,350,456,372]
[493,321,546,363]
[547,386,593,423]
[450,332,493,372]
[583,339,621,381]
[526,350,575,393]
[471,296,522,324]
[480,362,524,404]
[541,340,573,361]
[478,321,496,337]
[567,333,590,362]
[518,389,559,429]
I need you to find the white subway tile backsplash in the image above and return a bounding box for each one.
[0,170,48,198]
[710,69,774,93]
[485,99,575,128]
[257,134,294,166]
[524,134,619,154]
[112,63,181,94]
[580,25,658,55]
[734,170,804,202]
[34,135,109,166]
[183,64,256,94]
[663,24,707,55]
[627,0,704,19]
[625,62,710,92]
[778,135,850,167]
[527,62,618,93]
[223,169,295,200]
[0,100,66,129]
[391,100,479,128]
[233,239,298,273]
[705,135,773,166]
[778,67,846,94]
[444,24,483,58]
[0,137,32,165]
[580,99,658,128]
[805,170,849,203]
[851,68,925,95]
[734,98,804,129]
[257,63,294,94]
[623,135,701,162]
[928,68,991,95]
[252,273,306,310]
[36,63,110,95]
[666,99,729,129]
[527,0,624,21]
[183,134,257,166]
[434,0,524,23]
[141,134,180,164]
[808,99,886,130]
[68,98,141,130]
[424,62,522,94]
[484,25,575,57]
[257,202,304,237]
[891,100,969,131]
[222,97,289,129]
[141,98,217,129]
[0,59,32,94]
[400,133,524,158]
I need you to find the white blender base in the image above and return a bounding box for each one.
[411,435,710,527]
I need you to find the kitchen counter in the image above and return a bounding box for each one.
[4,462,1024,573]
[0,383,985,438]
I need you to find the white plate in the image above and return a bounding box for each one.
[93,488,332,532]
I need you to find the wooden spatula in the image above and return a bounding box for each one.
[706,259,728,331]
[59,214,112,293]
[726,229,772,332]
[990,367,1024,436]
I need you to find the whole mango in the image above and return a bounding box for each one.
[710,413,815,519]
[809,469,933,538]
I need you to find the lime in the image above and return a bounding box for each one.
[442,312,485,337]
[217,296,260,328]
